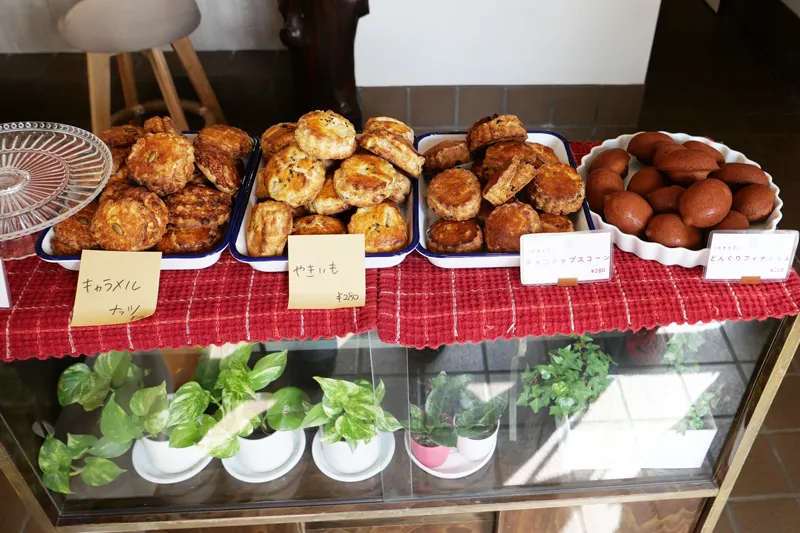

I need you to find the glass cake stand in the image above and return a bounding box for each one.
[0,122,112,259]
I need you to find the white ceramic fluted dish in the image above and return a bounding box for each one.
[416,131,594,269]
[131,439,214,484]
[36,132,260,271]
[403,432,496,479]
[230,153,419,272]
[311,431,395,483]
[577,132,783,268]
[221,429,306,483]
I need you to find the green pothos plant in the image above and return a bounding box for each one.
[517,335,613,420]
[303,377,402,451]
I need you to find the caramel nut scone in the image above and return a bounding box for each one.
[195,124,252,160]
[127,133,195,196]
[91,186,168,251]
[295,110,357,160]
[165,184,232,229]
[51,202,100,255]
[195,144,243,195]
[358,128,425,178]
[155,226,222,254]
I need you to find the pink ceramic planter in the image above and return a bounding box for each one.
[409,435,450,468]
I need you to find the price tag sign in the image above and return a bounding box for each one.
[520,230,613,286]
[704,230,798,283]
[288,234,366,309]
[71,251,162,326]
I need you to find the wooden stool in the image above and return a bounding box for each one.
[58,0,226,134]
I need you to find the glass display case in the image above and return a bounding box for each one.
[0,316,796,533]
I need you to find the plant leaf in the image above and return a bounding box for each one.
[300,403,328,429]
[208,437,239,459]
[129,383,169,436]
[57,364,94,407]
[66,434,97,460]
[219,343,254,372]
[375,409,402,433]
[248,350,287,391]
[428,426,458,447]
[100,394,137,444]
[336,412,377,443]
[216,369,256,410]
[80,457,126,486]
[39,436,71,474]
[267,387,310,432]
[88,437,131,459]
[81,376,111,412]
[94,351,132,388]
[374,380,386,403]
[167,382,211,428]
[43,470,71,494]
[194,357,220,391]
[169,420,201,448]
[320,419,342,444]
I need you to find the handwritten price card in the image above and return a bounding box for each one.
[288,234,366,309]
[704,230,798,282]
[520,230,613,286]
[71,251,162,326]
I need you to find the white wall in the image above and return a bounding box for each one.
[782,0,800,17]
[355,0,662,86]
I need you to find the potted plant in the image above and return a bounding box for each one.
[200,344,311,473]
[405,372,468,468]
[302,377,402,474]
[455,389,508,461]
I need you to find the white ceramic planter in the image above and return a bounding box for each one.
[141,438,207,474]
[236,430,296,473]
[456,424,499,462]
[635,417,717,469]
[318,429,381,474]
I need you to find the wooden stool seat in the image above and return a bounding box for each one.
[58,0,225,134]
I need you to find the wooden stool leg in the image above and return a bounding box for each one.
[86,53,111,134]
[117,52,139,109]
[171,37,227,124]
[143,47,190,131]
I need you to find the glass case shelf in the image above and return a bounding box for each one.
[0,318,783,528]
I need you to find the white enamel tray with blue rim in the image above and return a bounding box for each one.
[416,131,595,269]
[35,132,261,271]
[230,148,419,272]
[576,132,783,268]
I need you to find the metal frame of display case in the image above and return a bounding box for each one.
[1,315,798,533]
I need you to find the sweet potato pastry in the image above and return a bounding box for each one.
[246,200,293,257]
[359,129,425,178]
[482,157,537,206]
[292,215,347,236]
[155,226,222,254]
[333,153,395,207]
[51,202,99,255]
[484,202,540,253]
[264,145,326,207]
[165,184,232,229]
[348,201,407,253]
[364,117,415,146]
[307,176,351,215]
[466,114,526,152]
[423,140,472,174]
[195,124,252,160]
[295,110,357,160]
[528,163,585,215]
[260,123,298,162]
[427,219,484,254]
[127,132,195,196]
[427,168,481,221]
[90,186,168,251]
[386,169,411,204]
[254,167,270,199]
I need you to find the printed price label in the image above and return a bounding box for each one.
[704,230,798,282]
[71,251,161,326]
[288,234,366,309]
[520,230,613,286]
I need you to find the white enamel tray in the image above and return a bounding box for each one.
[416,131,594,269]
[577,132,783,268]
[35,132,261,271]
[230,151,419,272]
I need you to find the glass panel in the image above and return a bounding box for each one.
[0,318,780,519]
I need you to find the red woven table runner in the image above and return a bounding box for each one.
[0,254,377,361]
